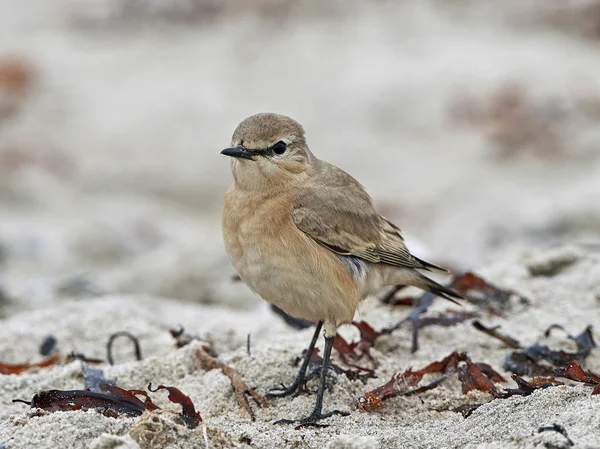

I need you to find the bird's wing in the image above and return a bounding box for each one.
[292,174,442,271]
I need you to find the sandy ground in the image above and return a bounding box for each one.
[1,1,600,448]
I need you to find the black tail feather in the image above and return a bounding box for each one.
[414,256,451,273]
[419,273,463,305]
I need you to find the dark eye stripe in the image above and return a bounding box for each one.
[253,141,287,157]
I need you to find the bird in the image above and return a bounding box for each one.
[221,113,462,426]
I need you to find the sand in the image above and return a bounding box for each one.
[1,247,599,448]
[2,1,600,448]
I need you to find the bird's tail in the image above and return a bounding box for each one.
[416,272,463,305]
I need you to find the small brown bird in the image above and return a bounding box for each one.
[221,113,461,425]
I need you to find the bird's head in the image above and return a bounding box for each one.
[221,113,313,190]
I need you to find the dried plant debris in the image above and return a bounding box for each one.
[385,292,478,353]
[0,354,63,375]
[555,362,600,394]
[334,321,384,368]
[169,327,218,357]
[171,327,264,418]
[450,272,529,314]
[453,403,484,418]
[383,272,529,315]
[502,325,596,377]
[538,424,575,447]
[0,350,104,375]
[13,383,201,428]
[148,384,202,429]
[357,350,581,414]
[169,326,204,349]
[39,335,58,356]
[13,368,202,429]
[13,384,156,417]
[194,347,267,420]
[357,352,493,411]
[1,333,127,375]
[458,361,499,396]
[497,375,563,399]
[472,321,521,349]
[106,331,143,365]
[380,273,529,353]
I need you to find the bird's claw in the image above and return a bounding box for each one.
[265,382,302,398]
[274,409,350,428]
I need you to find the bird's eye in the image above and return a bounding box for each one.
[272,141,287,155]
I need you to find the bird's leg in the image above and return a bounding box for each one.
[266,321,323,398]
[275,330,350,427]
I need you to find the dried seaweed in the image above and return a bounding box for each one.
[148,384,202,429]
[453,403,483,418]
[333,321,383,368]
[387,292,435,353]
[169,327,218,359]
[555,361,600,394]
[1,347,103,376]
[456,374,563,418]
[39,336,58,356]
[503,325,596,376]
[450,272,529,314]
[169,327,201,349]
[475,363,506,383]
[472,321,521,348]
[358,351,511,412]
[388,292,478,353]
[458,361,498,395]
[0,354,62,375]
[194,347,267,420]
[503,352,555,377]
[13,382,203,428]
[357,352,470,410]
[413,311,479,352]
[497,374,562,398]
[538,424,575,446]
[106,331,142,365]
[65,352,104,364]
[13,385,154,417]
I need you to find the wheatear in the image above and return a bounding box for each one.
[221,113,462,425]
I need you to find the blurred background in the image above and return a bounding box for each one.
[1,0,599,315]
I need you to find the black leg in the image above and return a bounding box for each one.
[275,334,350,427]
[266,321,323,398]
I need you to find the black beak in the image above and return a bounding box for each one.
[221,146,254,160]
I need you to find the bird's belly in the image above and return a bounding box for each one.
[224,224,358,324]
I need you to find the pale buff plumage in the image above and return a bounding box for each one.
[222,113,460,337]
[221,113,461,424]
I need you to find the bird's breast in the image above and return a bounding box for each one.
[221,188,360,324]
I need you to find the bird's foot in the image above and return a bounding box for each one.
[308,364,338,393]
[265,381,303,398]
[266,362,337,398]
[274,409,350,428]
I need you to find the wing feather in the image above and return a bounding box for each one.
[292,163,437,271]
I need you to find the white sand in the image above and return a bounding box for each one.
[0,247,599,448]
[2,1,600,448]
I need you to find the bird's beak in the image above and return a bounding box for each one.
[221,146,254,160]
